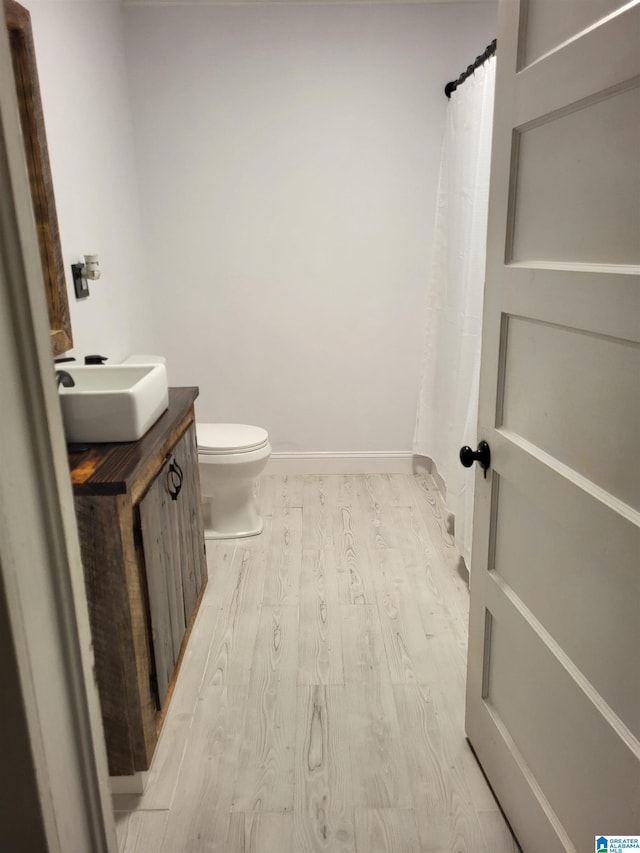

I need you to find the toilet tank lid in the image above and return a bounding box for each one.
[197,423,269,452]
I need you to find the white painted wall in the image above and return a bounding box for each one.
[26,1,154,364]
[124,3,497,452]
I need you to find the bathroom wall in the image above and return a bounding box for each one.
[124,2,497,453]
[25,1,155,363]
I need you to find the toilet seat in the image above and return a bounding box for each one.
[197,423,269,455]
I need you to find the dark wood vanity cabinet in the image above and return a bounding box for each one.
[70,388,207,776]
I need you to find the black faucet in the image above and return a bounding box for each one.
[56,369,75,388]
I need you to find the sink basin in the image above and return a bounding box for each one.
[58,364,169,443]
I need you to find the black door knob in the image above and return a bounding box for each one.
[459,440,491,478]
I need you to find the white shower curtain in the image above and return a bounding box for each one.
[413,57,496,569]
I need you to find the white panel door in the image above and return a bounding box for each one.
[465,2,640,851]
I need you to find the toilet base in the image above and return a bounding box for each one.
[204,517,264,541]
[198,434,271,541]
[201,485,265,541]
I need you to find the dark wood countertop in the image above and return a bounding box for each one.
[69,387,199,497]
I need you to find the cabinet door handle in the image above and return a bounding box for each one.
[172,458,183,483]
[167,459,183,500]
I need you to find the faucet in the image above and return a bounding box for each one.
[56,369,75,388]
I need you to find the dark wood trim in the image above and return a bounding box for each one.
[4,0,72,355]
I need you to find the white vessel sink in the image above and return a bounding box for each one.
[58,364,169,443]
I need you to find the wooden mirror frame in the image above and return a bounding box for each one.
[4,0,72,355]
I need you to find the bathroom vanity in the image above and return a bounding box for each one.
[69,387,207,776]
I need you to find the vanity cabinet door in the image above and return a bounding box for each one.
[172,422,206,622]
[139,457,184,706]
[139,423,206,707]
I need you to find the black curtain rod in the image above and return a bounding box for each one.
[444,39,497,99]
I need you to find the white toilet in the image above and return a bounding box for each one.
[197,423,271,540]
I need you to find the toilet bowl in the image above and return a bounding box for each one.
[197,423,271,540]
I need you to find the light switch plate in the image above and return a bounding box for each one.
[71,263,89,299]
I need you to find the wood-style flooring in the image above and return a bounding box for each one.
[113,474,520,853]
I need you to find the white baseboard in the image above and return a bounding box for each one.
[109,771,148,795]
[265,451,420,475]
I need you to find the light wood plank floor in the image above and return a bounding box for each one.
[114,474,520,853]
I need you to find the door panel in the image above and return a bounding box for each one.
[466,2,640,850]
[520,0,623,67]
[492,475,640,737]
[513,6,640,129]
[511,86,640,265]
[485,601,639,848]
[500,317,640,508]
